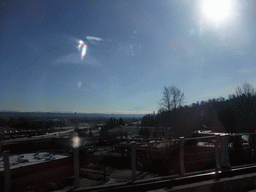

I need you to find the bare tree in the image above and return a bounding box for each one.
[160,86,171,111]
[159,85,184,111]
[228,94,236,100]
[235,83,256,97]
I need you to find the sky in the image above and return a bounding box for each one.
[1,0,256,114]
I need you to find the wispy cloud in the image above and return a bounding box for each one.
[86,36,103,41]
[238,68,255,74]
[86,36,104,44]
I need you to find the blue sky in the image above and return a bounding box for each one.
[1,0,256,114]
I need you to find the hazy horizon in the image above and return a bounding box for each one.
[0,110,145,116]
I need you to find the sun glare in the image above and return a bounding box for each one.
[202,0,234,23]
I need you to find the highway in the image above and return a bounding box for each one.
[2,127,74,145]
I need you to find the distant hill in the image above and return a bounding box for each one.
[0,111,144,119]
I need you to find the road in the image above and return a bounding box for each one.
[3,128,74,144]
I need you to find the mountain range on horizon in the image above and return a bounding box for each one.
[0,111,145,118]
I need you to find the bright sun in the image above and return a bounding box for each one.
[202,0,233,23]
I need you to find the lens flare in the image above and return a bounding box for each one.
[72,136,80,148]
[78,40,84,50]
[81,44,87,60]
[77,39,87,60]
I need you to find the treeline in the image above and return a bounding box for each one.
[141,101,222,138]
[0,117,66,130]
[105,118,125,130]
[99,118,125,140]
[141,83,256,138]
[214,94,256,133]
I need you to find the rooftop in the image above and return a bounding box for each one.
[0,152,69,171]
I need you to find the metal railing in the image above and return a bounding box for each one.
[2,132,256,191]
[1,151,10,192]
[70,132,256,192]
[93,133,256,182]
